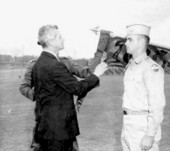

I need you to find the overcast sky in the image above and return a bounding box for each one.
[0,0,170,58]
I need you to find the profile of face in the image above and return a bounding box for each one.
[38,25,65,50]
[125,35,141,55]
[47,28,65,50]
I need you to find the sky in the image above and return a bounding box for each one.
[0,0,170,59]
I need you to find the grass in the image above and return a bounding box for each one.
[0,69,170,151]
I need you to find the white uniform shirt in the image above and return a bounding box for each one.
[123,53,166,137]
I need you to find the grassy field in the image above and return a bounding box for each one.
[0,69,170,151]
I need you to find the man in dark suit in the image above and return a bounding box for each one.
[31,25,107,151]
[20,26,111,151]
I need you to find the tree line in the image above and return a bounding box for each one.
[0,54,89,68]
[0,54,37,64]
[0,54,122,75]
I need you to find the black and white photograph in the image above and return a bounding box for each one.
[0,0,170,151]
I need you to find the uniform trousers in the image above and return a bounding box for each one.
[121,114,161,151]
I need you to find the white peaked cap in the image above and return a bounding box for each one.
[126,24,151,37]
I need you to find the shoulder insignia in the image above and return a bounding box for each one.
[151,64,159,72]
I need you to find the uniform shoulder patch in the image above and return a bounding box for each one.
[151,64,159,72]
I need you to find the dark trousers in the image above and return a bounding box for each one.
[40,138,73,151]
[31,137,79,151]
[31,114,79,151]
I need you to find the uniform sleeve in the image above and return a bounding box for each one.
[144,64,166,137]
[61,51,103,78]
[19,60,36,101]
[52,62,99,96]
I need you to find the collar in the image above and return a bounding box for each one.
[43,50,60,61]
[132,53,147,64]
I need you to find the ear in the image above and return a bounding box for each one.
[139,36,145,45]
[140,38,145,44]
[48,37,56,46]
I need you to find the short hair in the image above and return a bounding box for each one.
[137,34,150,46]
[144,35,150,44]
[37,25,58,48]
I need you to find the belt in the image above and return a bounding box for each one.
[123,109,148,115]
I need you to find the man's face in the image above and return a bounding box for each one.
[48,29,65,50]
[125,35,140,55]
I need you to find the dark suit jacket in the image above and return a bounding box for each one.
[32,51,99,140]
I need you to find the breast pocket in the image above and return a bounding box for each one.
[124,74,142,84]
[132,73,147,94]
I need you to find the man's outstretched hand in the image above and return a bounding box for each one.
[93,62,108,77]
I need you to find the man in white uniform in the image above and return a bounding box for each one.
[121,24,166,151]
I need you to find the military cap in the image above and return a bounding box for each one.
[126,24,151,37]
